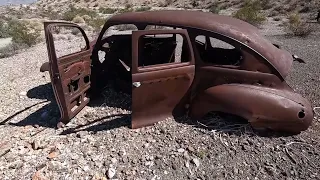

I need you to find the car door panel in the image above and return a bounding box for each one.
[44,22,91,126]
[131,29,195,129]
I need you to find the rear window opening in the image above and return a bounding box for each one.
[195,35,243,66]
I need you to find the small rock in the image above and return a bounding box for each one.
[145,161,154,166]
[76,131,89,138]
[0,141,11,157]
[177,148,185,153]
[185,161,190,168]
[172,164,178,170]
[118,149,126,156]
[83,165,90,172]
[107,167,116,179]
[111,158,117,164]
[187,146,195,152]
[48,151,58,159]
[192,158,200,167]
[9,160,23,169]
[143,143,150,148]
[32,170,44,180]
[19,91,27,96]
[164,170,168,175]
[32,139,41,150]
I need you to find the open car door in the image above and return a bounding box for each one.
[131,29,195,128]
[44,22,92,127]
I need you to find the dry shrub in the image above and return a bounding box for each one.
[99,7,117,14]
[233,0,266,27]
[87,17,107,32]
[135,6,151,12]
[285,13,313,37]
[7,19,41,47]
[63,5,98,21]
[0,43,28,58]
[208,3,220,14]
[72,15,85,23]
[0,20,9,38]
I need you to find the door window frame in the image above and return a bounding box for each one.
[45,22,90,63]
[131,29,195,74]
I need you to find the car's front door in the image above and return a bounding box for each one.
[131,29,195,128]
[44,22,92,127]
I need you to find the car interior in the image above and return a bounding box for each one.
[91,26,190,95]
[194,35,243,66]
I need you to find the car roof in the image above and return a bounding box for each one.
[106,10,293,79]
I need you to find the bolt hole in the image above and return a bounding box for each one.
[298,110,305,119]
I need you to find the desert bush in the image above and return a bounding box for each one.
[82,14,91,21]
[163,0,173,6]
[72,15,85,23]
[87,17,107,32]
[233,0,266,26]
[7,19,41,47]
[208,3,220,14]
[99,7,117,14]
[0,42,28,58]
[118,6,134,13]
[0,20,9,38]
[63,5,98,21]
[285,13,313,37]
[135,6,151,12]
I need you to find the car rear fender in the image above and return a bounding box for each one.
[189,84,314,133]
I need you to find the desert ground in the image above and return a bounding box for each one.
[1,0,320,180]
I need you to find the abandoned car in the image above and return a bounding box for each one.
[40,10,314,133]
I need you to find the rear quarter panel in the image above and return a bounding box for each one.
[190,84,313,133]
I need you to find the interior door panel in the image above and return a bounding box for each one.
[44,22,91,126]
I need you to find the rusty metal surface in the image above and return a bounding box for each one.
[189,84,313,133]
[42,11,314,133]
[103,10,293,79]
[44,22,92,126]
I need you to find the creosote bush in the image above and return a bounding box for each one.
[0,20,9,38]
[0,42,27,58]
[7,19,41,47]
[63,5,98,21]
[208,3,220,14]
[233,0,266,26]
[87,17,107,32]
[99,7,117,14]
[285,13,313,37]
[72,15,85,23]
[135,6,151,12]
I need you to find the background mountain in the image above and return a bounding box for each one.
[0,0,36,6]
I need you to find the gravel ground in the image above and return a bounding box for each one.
[0,25,320,180]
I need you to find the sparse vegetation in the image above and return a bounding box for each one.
[0,20,9,38]
[135,6,151,12]
[7,19,42,47]
[72,15,85,23]
[285,13,313,37]
[62,5,98,21]
[208,3,220,14]
[99,7,117,14]
[87,17,107,32]
[118,5,134,13]
[0,42,27,58]
[233,0,266,26]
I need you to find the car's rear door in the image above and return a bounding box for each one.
[131,29,195,128]
[44,22,92,126]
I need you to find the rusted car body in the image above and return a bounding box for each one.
[41,10,314,133]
